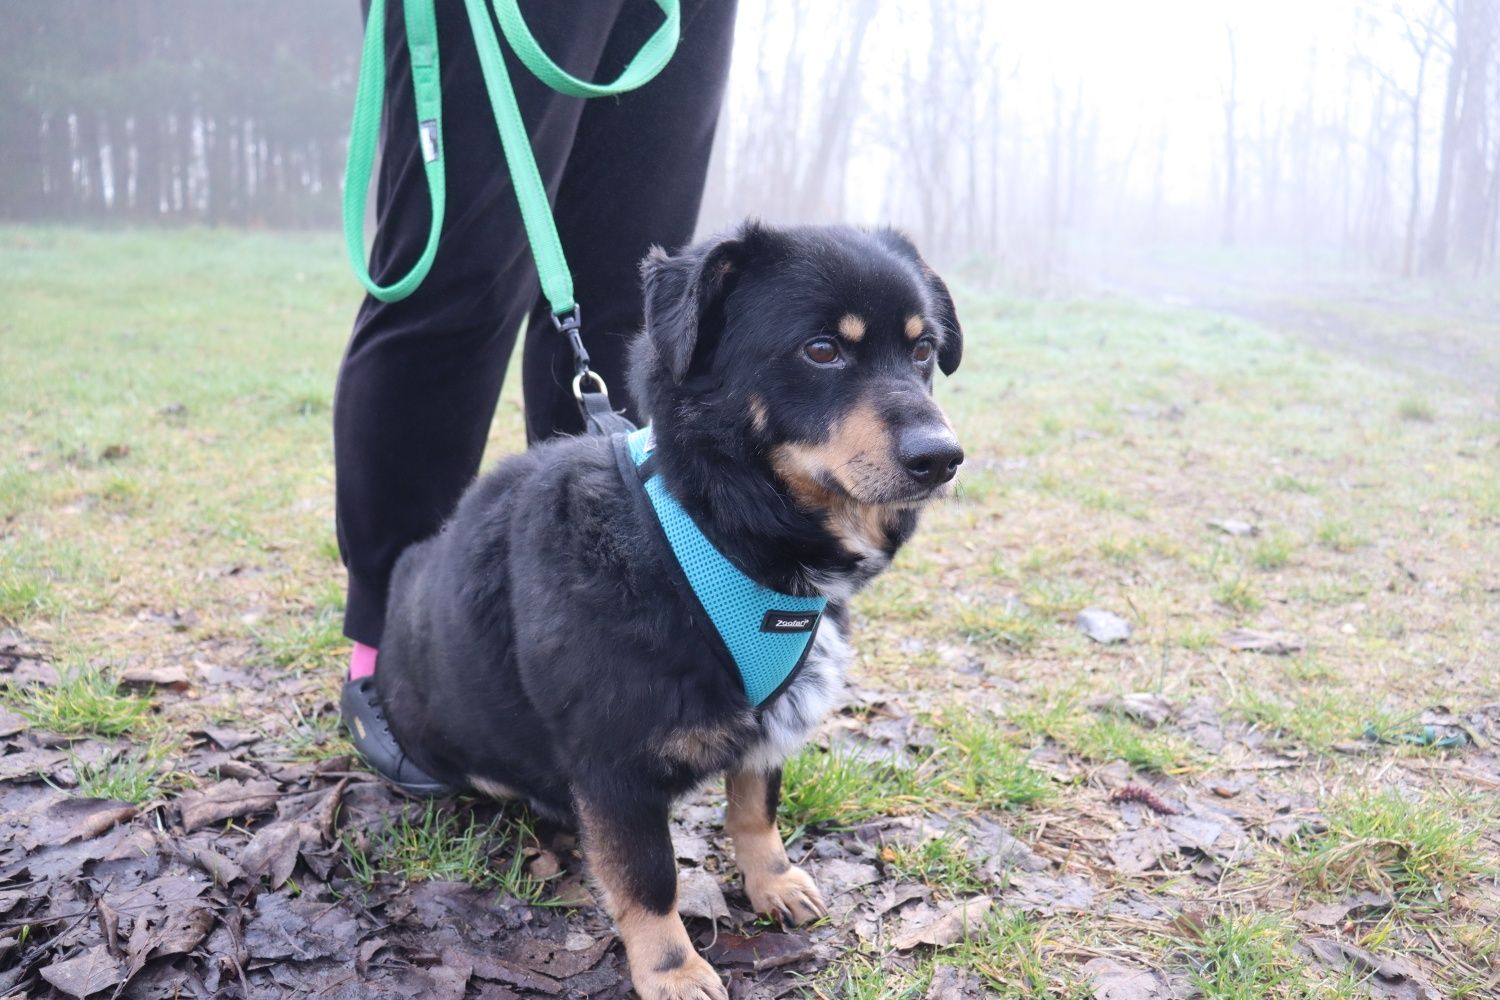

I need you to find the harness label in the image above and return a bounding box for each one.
[760,610,820,634]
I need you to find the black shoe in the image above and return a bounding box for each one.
[340,675,459,797]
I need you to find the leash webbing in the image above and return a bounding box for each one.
[343,0,445,305]
[343,0,679,427]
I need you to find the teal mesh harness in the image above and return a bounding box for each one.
[619,426,826,706]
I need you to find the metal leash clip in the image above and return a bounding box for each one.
[554,306,611,402]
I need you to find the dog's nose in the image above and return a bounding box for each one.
[899,429,964,487]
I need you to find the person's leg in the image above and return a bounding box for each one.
[335,0,628,649]
[519,0,740,442]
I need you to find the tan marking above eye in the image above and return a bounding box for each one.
[905,315,924,339]
[837,314,867,342]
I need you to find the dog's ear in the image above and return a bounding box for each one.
[875,228,963,375]
[640,228,753,383]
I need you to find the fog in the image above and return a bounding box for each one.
[3,0,1497,288]
[701,0,1500,289]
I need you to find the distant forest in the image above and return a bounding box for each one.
[2,0,1497,279]
[0,3,359,227]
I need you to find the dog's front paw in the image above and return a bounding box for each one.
[745,863,827,925]
[630,948,727,1000]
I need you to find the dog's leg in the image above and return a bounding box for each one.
[725,769,826,924]
[576,788,726,1000]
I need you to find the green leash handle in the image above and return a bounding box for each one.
[343,0,681,314]
[343,0,446,304]
[492,0,680,100]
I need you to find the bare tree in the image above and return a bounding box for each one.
[1221,24,1240,246]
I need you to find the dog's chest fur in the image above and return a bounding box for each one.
[738,614,852,773]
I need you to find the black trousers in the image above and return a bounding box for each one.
[335,0,737,647]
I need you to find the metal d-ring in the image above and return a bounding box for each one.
[571,369,608,401]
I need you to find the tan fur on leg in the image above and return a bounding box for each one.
[579,806,727,1000]
[725,771,826,925]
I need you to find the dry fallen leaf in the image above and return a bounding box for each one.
[39,944,126,998]
[1082,956,1171,1000]
[893,896,993,950]
[676,865,730,924]
[178,777,280,832]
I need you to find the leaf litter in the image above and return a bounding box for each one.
[2,563,1497,998]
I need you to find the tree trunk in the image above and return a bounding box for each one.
[1451,0,1495,266]
[1221,26,1239,247]
[1424,1,1467,272]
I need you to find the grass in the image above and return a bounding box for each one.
[1212,574,1262,614]
[925,709,1054,809]
[954,602,1045,650]
[1250,532,1293,570]
[343,800,554,903]
[1315,520,1366,553]
[4,228,1499,993]
[1233,690,1404,750]
[4,663,153,736]
[1179,913,1307,999]
[779,743,913,830]
[62,742,184,804]
[1397,397,1435,422]
[780,707,1052,831]
[942,909,1087,999]
[256,604,348,672]
[802,956,930,999]
[1011,698,1194,773]
[880,832,985,896]
[1295,789,1490,902]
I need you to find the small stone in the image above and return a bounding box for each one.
[1077,608,1132,644]
[1207,519,1259,537]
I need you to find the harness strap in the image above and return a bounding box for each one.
[621,428,826,707]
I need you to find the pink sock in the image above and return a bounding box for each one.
[349,641,378,680]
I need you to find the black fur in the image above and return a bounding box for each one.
[375,222,962,970]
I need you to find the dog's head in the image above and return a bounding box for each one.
[631,223,963,513]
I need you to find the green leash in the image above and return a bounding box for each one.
[343,0,680,411]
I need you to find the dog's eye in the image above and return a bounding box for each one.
[803,338,841,365]
[912,339,935,364]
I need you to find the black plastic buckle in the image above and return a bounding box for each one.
[551,306,589,376]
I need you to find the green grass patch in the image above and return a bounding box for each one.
[955,601,1044,651]
[781,708,1052,831]
[1251,533,1293,571]
[925,708,1054,809]
[1315,520,1366,553]
[1020,577,1095,619]
[1271,473,1318,494]
[1213,574,1263,614]
[880,832,986,897]
[1396,397,1435,422]
[1012,698,1194,773]
[1295,789,1490,902]
[277,697,353,761]
[63,742,183,804]
[1098,536,1150,565]
[941,909,1086,998]
[780,743,915,831]
[1179,913,1308,999]
[4,664,152,737]
[1233,690,1401,750]
[802,955,931,999]
[343,801,553,903]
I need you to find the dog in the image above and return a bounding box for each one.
[374,221,963,999]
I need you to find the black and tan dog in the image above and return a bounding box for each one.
[373,222,963,999]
